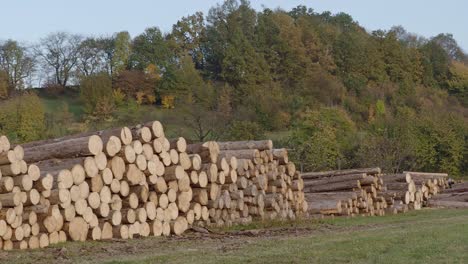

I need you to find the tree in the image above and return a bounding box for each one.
[169,12,206,69]
[432,33,466,62]
[113,31,132,74]
[446,61,468,106]
[36,32,83,87]
[419,40,450,87]
[113,70,156,102]
[130,27,169,70]
[77,37,106,77]
[205,0,265,82]
[167,54,222,141]
[0,40,36,92]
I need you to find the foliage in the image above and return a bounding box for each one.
[80,72,114,118]
[0,71,8,99]
[0,93,45,142]
[226,120,265,140]
[0,40,35,91]
[289,108,356,171]
[113,70,157,102]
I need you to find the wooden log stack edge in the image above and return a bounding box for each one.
[0,123,307,250]
[301,168,449,218]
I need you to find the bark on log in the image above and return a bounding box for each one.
[301,167,381,179]
[23,135,103,163]
[427,200,468,208]
[217,140,273,151]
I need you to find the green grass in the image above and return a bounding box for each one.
[40,94,85,120]
[2,209,468,264]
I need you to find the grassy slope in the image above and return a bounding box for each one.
[39,94,292,143]
[2,209,468,264]
[38,92,184,137]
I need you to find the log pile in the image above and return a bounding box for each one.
[301,168,449,217]
[193,141,308,227]
[301,168,389,217]
[427,181,468,209]
[0,122,306,250]
[384,172,449,211]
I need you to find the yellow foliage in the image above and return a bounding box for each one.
[147,94,156,104]
[447,61,468,89]
[113,88,126,106]
[145,63,161,82]
[136,91,146,105]
[0,93,45,142]
[161,95,175,109]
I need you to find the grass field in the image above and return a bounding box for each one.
[2,209,468,264]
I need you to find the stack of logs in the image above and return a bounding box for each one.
[301,168,449,217]
[301,168,389,217]
[0,121,307,250]
[384,171,448,212]
[424,175,468,209]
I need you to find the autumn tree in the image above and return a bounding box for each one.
[113,70,157,103]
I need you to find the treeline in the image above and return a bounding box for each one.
[0,0,467,176]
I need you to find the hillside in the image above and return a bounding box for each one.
[0,0,467,177]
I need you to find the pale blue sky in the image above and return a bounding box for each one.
[0,0,466,50]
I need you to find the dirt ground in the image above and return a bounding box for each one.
[0,224,323,264]
[2,209,468,264]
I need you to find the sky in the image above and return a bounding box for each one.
[0,0,466,51]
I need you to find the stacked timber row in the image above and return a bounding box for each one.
[189,141,308,228]
[384,172,449,211]
[301,168,449,217]
[0,136,45,250]
[301,168,389,217]
[424,176,468,209]
[0,121,306,250]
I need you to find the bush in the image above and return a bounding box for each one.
[288,107,357,171]
[0,93,45,142]
[0,71,9,99]
[226,121,265,141]
[80,73,114,117]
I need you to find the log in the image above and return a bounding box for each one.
[403,171,448,178]
[170,137,187,153]
[23,135,103,163]
[0,135,10,153]
[427,200,468,208]
[0,150,17,165]
[302,173,366,186]
[186,142,219,163]
[218,150,260,163]
[307,200,342,214]
[304,180,361,192]
[272,149,288,165]
[384,173,412,183]
[301,167,381,179]
[217,140,272,151]
[64,217,89,241]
